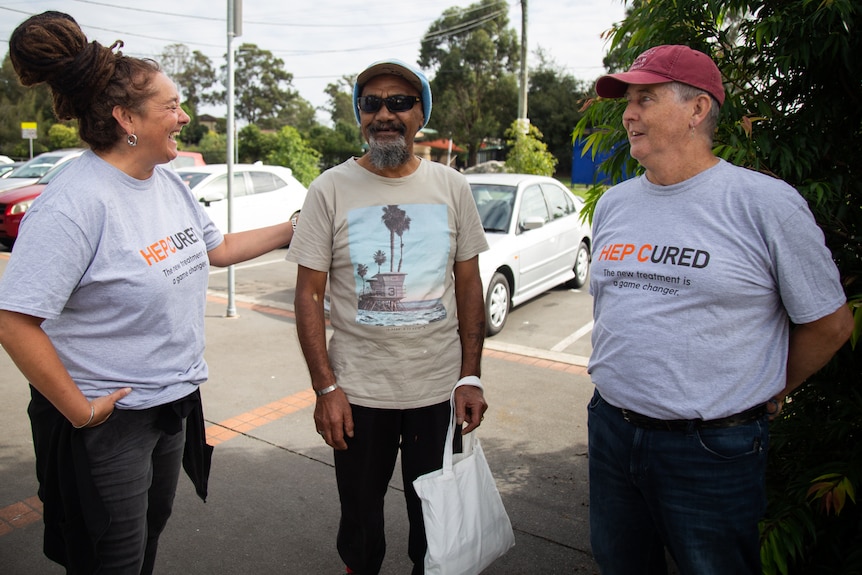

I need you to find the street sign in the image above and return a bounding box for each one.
[21,122,37,139]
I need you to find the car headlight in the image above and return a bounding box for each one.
[9,199,34,215]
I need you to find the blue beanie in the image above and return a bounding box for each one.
[353,59,432,128]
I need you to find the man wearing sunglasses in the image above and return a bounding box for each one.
[287,59,489,575]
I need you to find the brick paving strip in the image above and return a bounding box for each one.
[0,293,588,536]
[0,386,314,536]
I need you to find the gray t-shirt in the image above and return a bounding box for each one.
[0,151,224,409]
[588,159,846,420]
[287,158,488,409]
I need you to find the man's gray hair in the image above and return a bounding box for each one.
[671,82,720,136]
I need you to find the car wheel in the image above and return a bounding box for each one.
[567,241,590,289]
[485,272,510,336]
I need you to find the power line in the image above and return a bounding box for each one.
[70,0,452,28]
[422,8,507,43]
[2,1,518,56]
[0,1,523,82]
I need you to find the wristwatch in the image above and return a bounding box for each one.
[290,214,299,232]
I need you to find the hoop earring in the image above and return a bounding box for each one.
[127,134,138,147]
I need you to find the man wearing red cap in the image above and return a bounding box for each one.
[586,45,853,573]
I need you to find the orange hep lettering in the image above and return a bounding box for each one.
[598,243,637,261]
[139,236,177,266]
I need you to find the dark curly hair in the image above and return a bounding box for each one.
[9,11,162,151]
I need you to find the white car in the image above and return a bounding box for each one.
[176,164,307,234]
[0,148,86,192]
[466,173,592,336]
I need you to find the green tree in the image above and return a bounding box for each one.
[160,44,217,146]
[574,1,861,573]
[218,44,305,130]
[419,0,520,166]
[159,43,191,89]
[278,97,318,135]
[307,123,362,171]
[265,125,321,187]
[309,78,363,170]
[238,124,276,164]
[47,123,80,149]
[0,54,57,157]
[526,50,589,177]
[178,102,209,146]
[197,131,227,165]
[504,120,556,176]
[324,76,358,126]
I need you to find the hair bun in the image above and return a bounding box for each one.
[9,11,118,119]
[9,11,87,86]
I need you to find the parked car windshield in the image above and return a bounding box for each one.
[10,155,69,178]
[178,172,210,189]
[0,164,18,177]
[470,184,516,232]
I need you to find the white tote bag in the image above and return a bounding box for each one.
[413,385,515,574]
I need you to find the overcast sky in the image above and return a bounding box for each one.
[0,0,627,122]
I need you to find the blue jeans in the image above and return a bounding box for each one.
[587,389,768,575]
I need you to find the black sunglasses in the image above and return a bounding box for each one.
[357,95,421,114]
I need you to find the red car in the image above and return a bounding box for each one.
[0,159,77,249]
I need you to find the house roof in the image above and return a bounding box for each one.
[416,138,465,153]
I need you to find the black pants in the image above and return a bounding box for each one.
[334,400,457,575]
[28,386,200,575]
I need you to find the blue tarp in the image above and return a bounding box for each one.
[571,139,634,185]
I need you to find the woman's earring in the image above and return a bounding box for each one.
[127,133,138,147]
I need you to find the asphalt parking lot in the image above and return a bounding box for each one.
[0,248,600,574]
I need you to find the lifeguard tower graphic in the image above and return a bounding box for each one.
[359,272,406,312]
[351,203,449,327]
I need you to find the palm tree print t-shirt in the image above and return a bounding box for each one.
[287,158,488,409]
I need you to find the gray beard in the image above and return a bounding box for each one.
[367,134,411,170]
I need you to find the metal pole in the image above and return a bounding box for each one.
[225,0,241,317]
[518,0,529,133]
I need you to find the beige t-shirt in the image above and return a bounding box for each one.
[287,158,488,409]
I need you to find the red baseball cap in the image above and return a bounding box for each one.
[596,45,725,105]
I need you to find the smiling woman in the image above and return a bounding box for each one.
[0,10,296,575]
[119,71,190,177]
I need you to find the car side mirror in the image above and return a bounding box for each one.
[520,216,545,231]
[199,191,225,206]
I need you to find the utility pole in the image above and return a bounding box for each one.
[517,0,529,133]
[225,0,242,317]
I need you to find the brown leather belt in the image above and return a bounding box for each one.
[618,403,767,431]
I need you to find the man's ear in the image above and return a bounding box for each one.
[691,93,712,126]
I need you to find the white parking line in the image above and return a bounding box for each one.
[551,320,594,353]
[208,257,286,275]
[485,340,590,368]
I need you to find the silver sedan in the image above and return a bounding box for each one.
[467,173,592,336]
